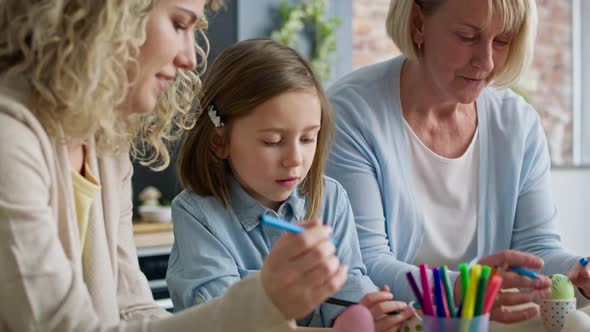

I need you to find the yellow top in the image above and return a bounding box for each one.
[71,163,101,253]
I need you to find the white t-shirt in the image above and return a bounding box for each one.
[405,119,479,270]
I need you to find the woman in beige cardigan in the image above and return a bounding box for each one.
[0,0,347,331]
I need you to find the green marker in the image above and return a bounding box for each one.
[459,263,469,304]
[474,265,491,316]
[440,266,457,317]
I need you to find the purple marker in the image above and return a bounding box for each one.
[406,271,425,310]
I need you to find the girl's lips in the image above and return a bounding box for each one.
[275,177,299,187]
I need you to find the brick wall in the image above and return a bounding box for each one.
[352,0,399,68]
[529,0,572,164]
[352,0,573,164]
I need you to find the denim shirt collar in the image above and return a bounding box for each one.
[228,175,307,232]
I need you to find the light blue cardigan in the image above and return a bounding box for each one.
[325,55,587,305]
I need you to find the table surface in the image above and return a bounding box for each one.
[292,305,590,331]
[490,304,590,332]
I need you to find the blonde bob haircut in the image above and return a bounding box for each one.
[386,0,537,88]
[0,0,223,170]
[177,38,334,220]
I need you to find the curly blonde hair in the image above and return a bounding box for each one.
[0,0,223,170]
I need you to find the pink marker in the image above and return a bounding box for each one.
[419,263,435,316]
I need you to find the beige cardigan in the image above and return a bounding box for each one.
[0,80,294,331]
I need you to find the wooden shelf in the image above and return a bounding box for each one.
[133,222,174,248]
[133,222,173,234]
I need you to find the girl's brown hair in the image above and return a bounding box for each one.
[177,38,334,220]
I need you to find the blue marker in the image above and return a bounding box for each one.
[259,214,336,245]
[580,257,589,267]
[509,266,538,279]
[432,268,448,317]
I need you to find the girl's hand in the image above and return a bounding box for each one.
[261,217,348,320]
[462,250,551,324]
[359,285,415,332]
[566,256,590,299]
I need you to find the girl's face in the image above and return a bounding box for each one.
[417,0,512,104]
[223,90,322,211]
[122,0,205,114]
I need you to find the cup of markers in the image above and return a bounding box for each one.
[406,263,503,332]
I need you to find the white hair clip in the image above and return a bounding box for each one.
[207,105,224,128]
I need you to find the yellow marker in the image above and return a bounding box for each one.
[461,264,481,318]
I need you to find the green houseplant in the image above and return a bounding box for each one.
[271,0,341,82]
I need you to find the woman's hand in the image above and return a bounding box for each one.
[454,250,551,324]
[261,217,348,320]
[359,285,415,332]
[566,256,590,298]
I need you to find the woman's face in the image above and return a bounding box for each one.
[417,0,513,104]
[122,0,205,114]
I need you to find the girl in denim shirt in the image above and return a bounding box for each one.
[167,38,415,329]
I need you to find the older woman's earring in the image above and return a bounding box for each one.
[417,42,423,56]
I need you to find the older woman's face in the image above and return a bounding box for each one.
[122,0,205,114]
[418,0,513,104]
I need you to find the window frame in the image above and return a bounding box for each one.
[573,0,590,164]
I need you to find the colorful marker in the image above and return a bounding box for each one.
[459,263,469,303]
[483,275,503,314]
[508,266,538,280]
[461,264,481,318]
[325,297,400,315]
[419,263,435,316]
[433,268,447,317]
[474,265,491,316]
[440,266,456,317]
[259,214,336,245]
[406,271,425,310]
[490,267,500,278]
[580,257,589,267]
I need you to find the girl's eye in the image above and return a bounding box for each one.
[263,140,281,146]
[301,137,316,144]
